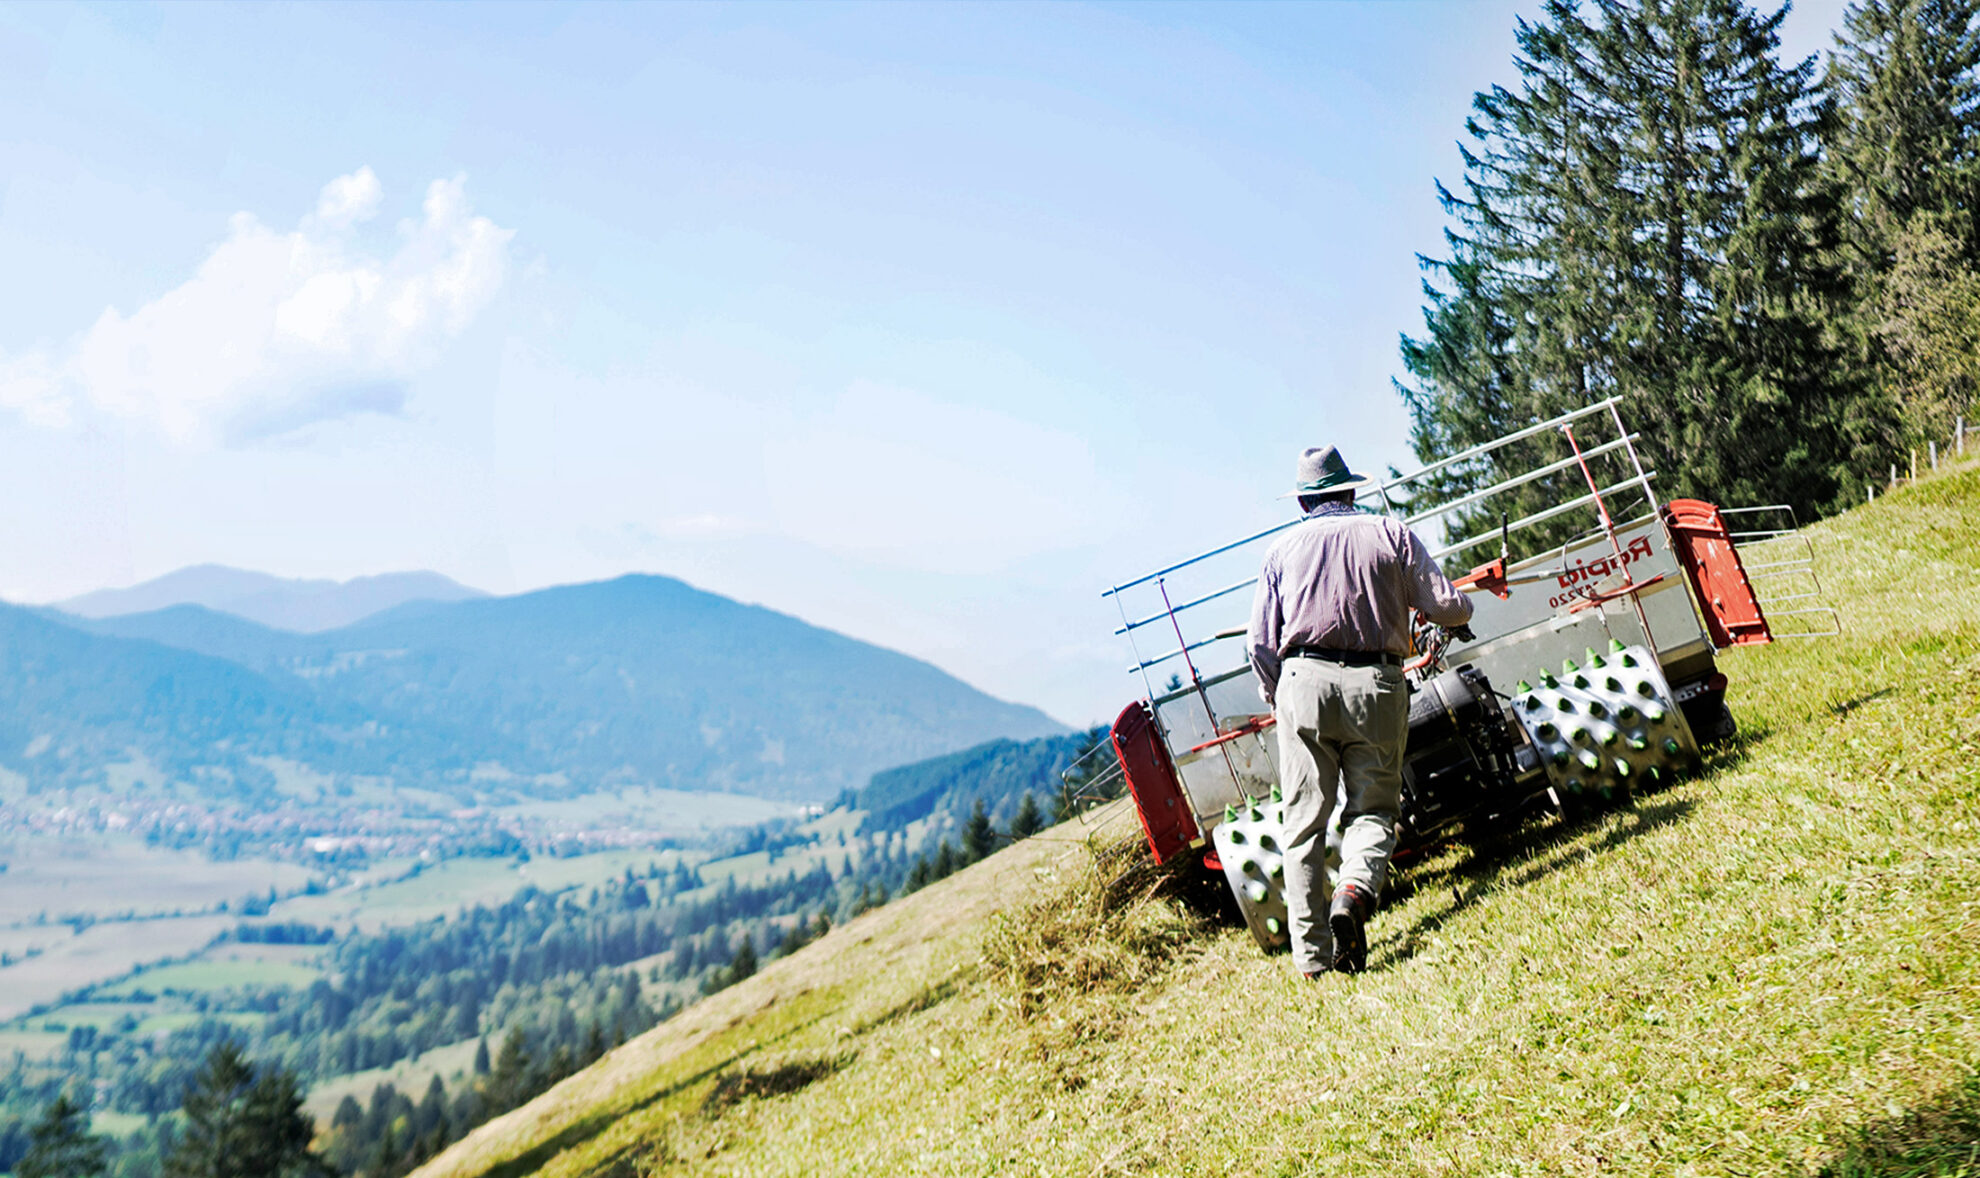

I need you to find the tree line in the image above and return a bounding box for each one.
[1398,0,1980,540]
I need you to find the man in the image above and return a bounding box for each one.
[1246,445,1473,977]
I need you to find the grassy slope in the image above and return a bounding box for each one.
[415,462,1980,1178]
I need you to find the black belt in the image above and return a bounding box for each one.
[1283,645,1400,668]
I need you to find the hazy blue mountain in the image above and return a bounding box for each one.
[0,605,473,800]
[59,602,306,668]
[54,564,486,632]
[33,574,1062,801]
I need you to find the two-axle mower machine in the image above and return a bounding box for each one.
[1087,398,1838,953]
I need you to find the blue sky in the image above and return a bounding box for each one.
[0,0,1845,725]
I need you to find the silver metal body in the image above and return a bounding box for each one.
[1102,398,1720,853]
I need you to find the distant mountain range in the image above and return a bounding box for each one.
[55,565,487,632]
[9,573,1061,804]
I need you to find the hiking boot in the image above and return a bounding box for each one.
[1329,883,1374,974]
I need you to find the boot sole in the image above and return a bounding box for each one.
[1329,909,1366,974]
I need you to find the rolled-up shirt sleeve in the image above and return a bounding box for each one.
[1247,558,1284,705]
[1402,525,1474,626]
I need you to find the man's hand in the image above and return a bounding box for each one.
[1455,557,1510,600]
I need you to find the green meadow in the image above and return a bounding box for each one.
[414,461,1980,1178]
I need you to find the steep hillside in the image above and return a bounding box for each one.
[415,462,1980,1177]
[36,574,1063,801]
[55,564,487,632]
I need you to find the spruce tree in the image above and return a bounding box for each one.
[415,1075,448,1141]
[960,799,997,862]
[1828,0,1980,440]
[729,933,758,983]
[1008,793,1045,840]
[164,1042,327,1178]
[1400,0,1866,532]
[497,1029,531,1097]
[18,1093,108,1178]
[1828,0,1980,252]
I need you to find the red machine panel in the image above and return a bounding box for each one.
[1111,699,1199,865]
[1663,498,1772,648]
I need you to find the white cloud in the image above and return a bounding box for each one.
[312,165,383,228]
[0,169,513,444]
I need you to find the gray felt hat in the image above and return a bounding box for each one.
[1281,444,1373,498]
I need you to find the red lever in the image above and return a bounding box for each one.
[1454,557,1510,599]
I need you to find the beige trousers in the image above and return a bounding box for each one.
[1275,656,1408,973]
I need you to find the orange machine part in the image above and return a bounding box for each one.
[1663,498,1772,647]
[1111,700,1199,865]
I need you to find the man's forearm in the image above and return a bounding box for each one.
[1249,644,1280,706]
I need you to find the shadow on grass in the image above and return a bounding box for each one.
[477,1006,835,1178]
[701,1050,855,1113]
[1816,1071,1980,1177]
[1830,687,1896,719]
[1380,793,1698,969]
[482,980,957,1178]
[851,978,956,1035]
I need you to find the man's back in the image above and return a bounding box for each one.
[1247,503,1471,699]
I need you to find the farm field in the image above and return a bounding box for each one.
[485,786,796,834]
[0,839,311,926]
[0,830,810,1029]
[95,955,323,998]
[0,914,233,1022]
[304,1036,485,1123]
[266,848,695,931]
[415,461,1980,1178]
